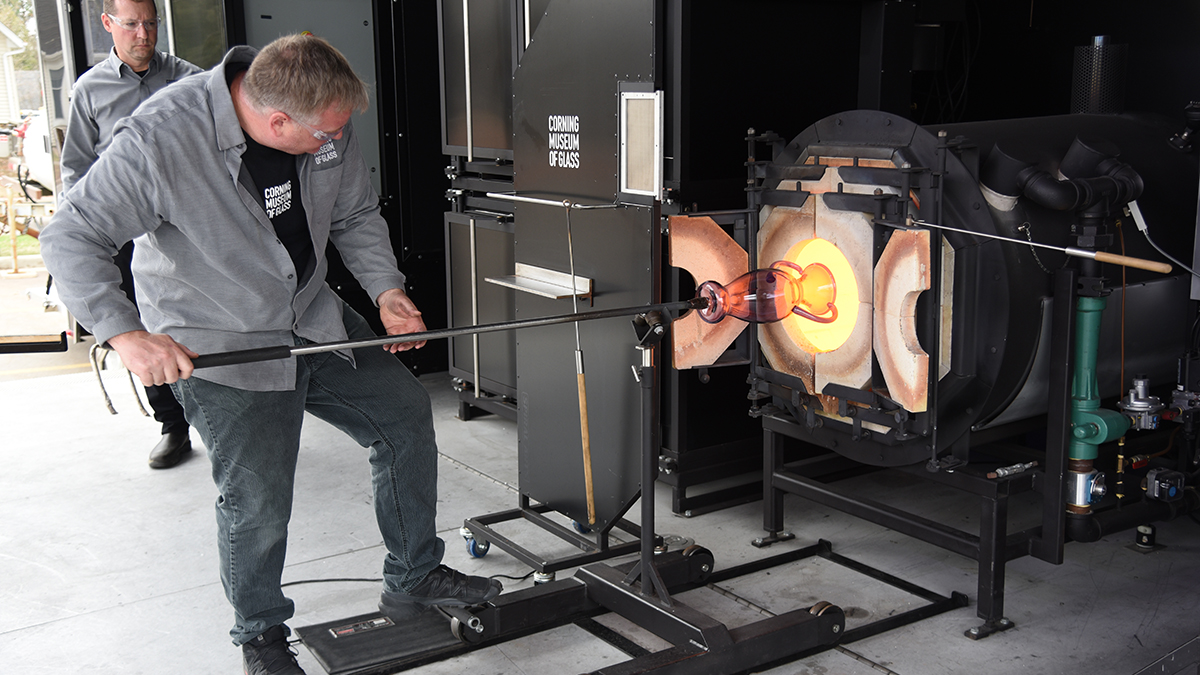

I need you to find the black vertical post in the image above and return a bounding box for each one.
[1032,267,1077,564]
[626,345,671,604]
[857,0,915,115]
[223,0,247,46]
[975,492,1009,625]
[763,427,785,533]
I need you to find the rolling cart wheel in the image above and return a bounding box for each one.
[466,538,490,558]
[809,600,836,616]
[449,616,485,644]
[682,545,715,583]
[459,526,474,541]
[572,520,592,535]
[533,571,555,585]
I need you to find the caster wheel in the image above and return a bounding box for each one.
[572,520,592,535]
[533,571,555,585]
[466,538,490,558]
[809,600,836,616]
[459,526,474,541]
[682,545,715,583]
[449,616,485,644]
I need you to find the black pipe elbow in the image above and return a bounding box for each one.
[980,142,1034,197]
[1097,157,1145,203]
[1017,167,1089,211]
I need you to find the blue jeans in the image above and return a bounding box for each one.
[172,305,445,645]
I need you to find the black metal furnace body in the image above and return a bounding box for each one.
[734,110,1199,637]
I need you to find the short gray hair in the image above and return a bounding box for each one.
[240,34,370,122]
[103,0,156,16]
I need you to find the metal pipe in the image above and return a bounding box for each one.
[908,218,1171,274]
[462,0,473,162]
[486,192,621,210]
[469,217,480,399]
[523,0,531,49]
[1066,489,1200,543]
[191,299,708,370]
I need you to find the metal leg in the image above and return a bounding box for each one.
[756,426,794,547]
[967,493,1015,639]
[622,355,671,604]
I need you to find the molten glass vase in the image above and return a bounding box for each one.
[697,260,837,324]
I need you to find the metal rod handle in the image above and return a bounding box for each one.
[910,218,1172,275]
[577,365,595,525]
[1090,250,1172,274]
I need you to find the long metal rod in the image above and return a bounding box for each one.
[563,203,596,524]
[462,0,473,162]
[523,0,531,49]
[191,299,707,370]
[470,217,480,399]
[486,191,621,210]
[908,217,1172,273]
[565,207,582,349]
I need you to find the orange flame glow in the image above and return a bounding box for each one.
[780,238,858,353]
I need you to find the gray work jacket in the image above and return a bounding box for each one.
[41,46,406,391]
[61,48,203,193]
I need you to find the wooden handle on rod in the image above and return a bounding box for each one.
[1093,251,1172,274]
[577,371,596,525]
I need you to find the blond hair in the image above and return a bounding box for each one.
[240,34,370,123]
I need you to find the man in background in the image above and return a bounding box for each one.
[60,0,203,469]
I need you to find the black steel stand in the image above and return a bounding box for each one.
[756,267,1080,640]
[460,500,646,580]
[296,310,968,674]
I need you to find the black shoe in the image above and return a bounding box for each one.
[148,430,191,469]
[378,565,502,620]
[242,625,306,675]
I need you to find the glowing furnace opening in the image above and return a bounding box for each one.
[780,237,859,354]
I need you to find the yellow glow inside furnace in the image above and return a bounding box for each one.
[781,238,858,353]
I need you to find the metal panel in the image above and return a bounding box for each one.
[438,0,516,159]
[242,0,382,195]
[512,0,657,530]
[446,213,517,395]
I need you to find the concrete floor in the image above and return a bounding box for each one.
[2,267,1200,675]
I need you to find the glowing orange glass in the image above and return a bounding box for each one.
[697,260,837,324]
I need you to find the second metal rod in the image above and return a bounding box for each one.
[564,202,596,525]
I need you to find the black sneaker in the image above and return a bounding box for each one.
[242,625,306,675]
[378,565,502,620]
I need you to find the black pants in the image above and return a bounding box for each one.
[114,241,189,436]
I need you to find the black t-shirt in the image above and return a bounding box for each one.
[241,132,313,280]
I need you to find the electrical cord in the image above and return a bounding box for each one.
[1143,228,1199,278]
[1125,201,1199,278]
[281,577,381,588]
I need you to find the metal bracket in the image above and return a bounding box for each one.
[486,262,593,300]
